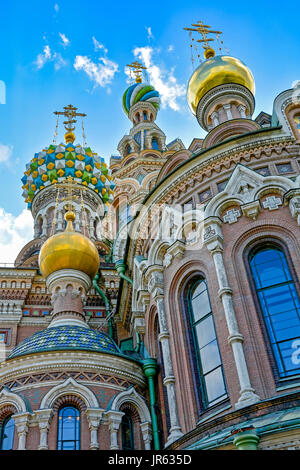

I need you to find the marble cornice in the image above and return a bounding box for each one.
[0,351,145,387]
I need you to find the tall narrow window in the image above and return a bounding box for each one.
[152,137,159,150]
[185,278,227,409]
[0,416,15,450]
[249,245,300,378]
[121,414,134,450]
[57,406,80,450]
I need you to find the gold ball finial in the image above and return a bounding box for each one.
[204,48,215,60]
[65,131,76,144]
[64,210,76,222]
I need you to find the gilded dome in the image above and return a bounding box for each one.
[39,212,99,279]
[187,55,255,115]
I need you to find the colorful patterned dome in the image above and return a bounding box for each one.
[21,142,116,209]
[8,325,121,359]
[122,83,160,116]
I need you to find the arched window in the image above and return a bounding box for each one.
[0,416,15,450]
[57,406,80,450]
[152,137,159,150]
[121,414,134,450]
[184,278,227,410]
[143,111,147,121]
[125,144,132,156]
[249,245,300,378]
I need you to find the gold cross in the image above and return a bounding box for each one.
[54,104,87,133]
[126,61,147,83]
[184,21,222,59]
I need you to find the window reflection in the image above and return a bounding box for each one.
[250,246,300,378]
[186,278,227,409]
[0,416,15,450]
[57,406,80,450]
[121,414,134,450]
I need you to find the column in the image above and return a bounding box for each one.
[204,221,260,409]
[223,103,233,120]
[234,431,260,450]
[140,422,152,450]
[13,412,31,450]
[106,410,124,450]
[35,409,53,450]
[238,104,247,119]
[41,215,47,238]
[211,111,220,127]
[148,270,183,446]
[57,210,63,232]
[85,408,103,450]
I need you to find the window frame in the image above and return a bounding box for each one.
[181,275,228,414]
[57,405,80,451]
[0,415,15,450]
[245,238,300,384]
[121,413,135,451]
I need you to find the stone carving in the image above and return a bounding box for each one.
[223,208,241,224]
[262,196,282,211]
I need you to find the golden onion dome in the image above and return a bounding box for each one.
[39,211,100,279]
[187,55,255,115]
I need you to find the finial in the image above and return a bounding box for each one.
[184,21,223,63]
[54,105,87,144]
[64,210,76,232]
[126,61,148,83]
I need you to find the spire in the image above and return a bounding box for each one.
[184,20,223,65]
[126,61,148,84]
[54,104,87,144]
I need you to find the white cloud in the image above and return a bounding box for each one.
[0,144,13,164]
[54,3,59,12]
[35,45,67,70]
[133,46,185,111]
[146,26,154,41]
[0,208,33,263]
[168,45,174,52]
[74,55,118,88]
[35,45,51,69]
[92,37,108,54]
[59,32,70,48]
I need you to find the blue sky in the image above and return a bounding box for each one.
[0,0,299,261]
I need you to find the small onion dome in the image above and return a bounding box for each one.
[187,55,255,115]
[39,211,99,280]
[122,82,160,116]
[8,325,121,359]
[21,142,114,209]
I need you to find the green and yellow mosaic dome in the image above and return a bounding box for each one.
[21,142,115,209]
[8,325,121,359]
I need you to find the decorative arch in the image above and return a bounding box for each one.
[40,378,99,410]
[204,163,294,219]
[109,387,151,424]
[157,150,191,184]
[0,388,28,415]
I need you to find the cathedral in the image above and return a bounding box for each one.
[0,21,300,451]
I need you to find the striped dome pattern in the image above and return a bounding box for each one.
[122,83,160,116]
[21,143,116,209]
[8,325,121,359]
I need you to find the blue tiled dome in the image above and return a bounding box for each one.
[8,325,121,359]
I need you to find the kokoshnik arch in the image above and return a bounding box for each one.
[0,20,300,451]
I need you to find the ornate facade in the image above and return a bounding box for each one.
[0,26,300,451]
